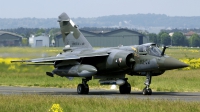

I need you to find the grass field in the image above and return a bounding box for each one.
[0,69,200,92]
[0,94,200,112]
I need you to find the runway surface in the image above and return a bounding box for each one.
[0,86,200,102]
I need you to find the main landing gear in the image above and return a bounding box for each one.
[119,78,131,94]
[77,77,91,94]
[143,72,152,95]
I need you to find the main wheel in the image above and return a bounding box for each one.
[83,84,89,94]
[77,84,85,94]
[125,83,131,94]
[119,83,131,94]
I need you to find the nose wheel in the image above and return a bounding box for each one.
[143,72,152,95]
[143,87,152,95]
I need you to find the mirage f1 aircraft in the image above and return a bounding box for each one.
[12,13,188,95]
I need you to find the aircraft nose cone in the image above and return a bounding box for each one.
[160,57,189,70]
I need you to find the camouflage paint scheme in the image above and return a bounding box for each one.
[12,13,188,95]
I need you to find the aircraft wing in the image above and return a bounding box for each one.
[11,52,109,63]
[78,52,109,58]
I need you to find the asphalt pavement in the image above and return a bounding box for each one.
[0,86,200,102]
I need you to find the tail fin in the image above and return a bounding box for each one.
[58,12,92,48]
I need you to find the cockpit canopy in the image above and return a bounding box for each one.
[137,43,162,57]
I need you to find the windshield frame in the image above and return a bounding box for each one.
[147,46,162,57]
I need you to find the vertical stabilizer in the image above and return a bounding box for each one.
[58,13,92,48]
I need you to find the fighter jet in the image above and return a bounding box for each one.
[11,13,188,95]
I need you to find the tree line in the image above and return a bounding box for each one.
[148,32,200,47]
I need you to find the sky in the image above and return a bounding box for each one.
[1,0,200,18]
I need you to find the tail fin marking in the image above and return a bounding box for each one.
[58,13,92,48]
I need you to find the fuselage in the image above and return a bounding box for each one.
[54,43,188,77]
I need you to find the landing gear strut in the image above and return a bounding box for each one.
[143,72,152,95]
[77,77,91,94]
[119,78,131,94]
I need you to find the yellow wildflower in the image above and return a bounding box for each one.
[49,104,63,112]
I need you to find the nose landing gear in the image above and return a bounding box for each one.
[143,72,152,95]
